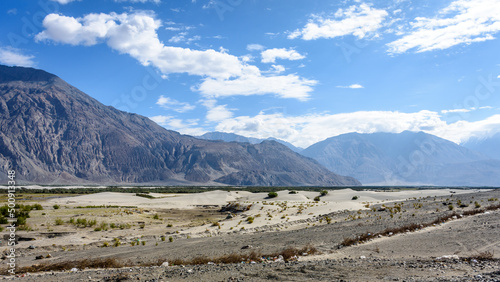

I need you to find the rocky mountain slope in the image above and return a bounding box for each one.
[462,132,500,160]
[301,131,500,186]
[0,65,359,186]
[198,132,303,153]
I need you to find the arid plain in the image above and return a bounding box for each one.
[1,187,499,281]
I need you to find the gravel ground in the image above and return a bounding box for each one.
[1,189,499,281]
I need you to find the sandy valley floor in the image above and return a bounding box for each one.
[0,187,499,281]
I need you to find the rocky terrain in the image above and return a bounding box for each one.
[0,65,359,186]
[0,188,498,281]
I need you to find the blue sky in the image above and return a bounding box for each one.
[1,0,500,148]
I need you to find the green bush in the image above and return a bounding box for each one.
[268,192,278,198]
[314,196,321,202]
[53,204,60,210]
[352,196,359,200]
[320,190,328,196]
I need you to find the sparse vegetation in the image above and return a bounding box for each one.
[267,192,278,198]
[54,218,64,225]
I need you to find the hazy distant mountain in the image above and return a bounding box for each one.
[0,65,359,186]
[198,132,303,153]
[301,131,500,186]
[462,133,500,160]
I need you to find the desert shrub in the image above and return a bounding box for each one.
[167,223,173,227]
[448,204,454,210]
[288,191,297,194]
[136,193,154,199]
[474,201,481,208]
[119,223,131,229]
[88,219,97,227]
[169,236,173,242]
[320,190,328,196]
[352,196,359,200]
[54,218,64,225]
[161,236,166,241]
[53,204,60,210]
[102,242,109,247]
[313,196,320,202]
[153,214,160,220]
[268,192,278,198]
[99,222,108,231]
[247,217,254,224]
[141,241,146,246]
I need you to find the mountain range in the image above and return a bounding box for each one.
[2,65,498,187]
[199,130,500,186]
[197,132,303,153]
[300,131,500,186]
[462,132,500,161]
[0,65,360,186]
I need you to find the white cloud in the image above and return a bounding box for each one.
[155,108,500,148]
[441,106,494,114]
[168,32,200,44]
[50,0,80,4]
[337,84,364,89]
[156,96,195,113]
[270,65,285,74]
[36,12,244,79]
[387,0,500,53]
[289,4,388,40]
[214,110,445,148]
[197,74,317,101]
[498,75,500,79]
[441,108,470,114]
[149,115,205,136]
[433,114,500,144]
[246,44,265,51]
[201,99,234,122]
[261,48,305,63]
[36,12,316,100]
[0,47,35,67]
